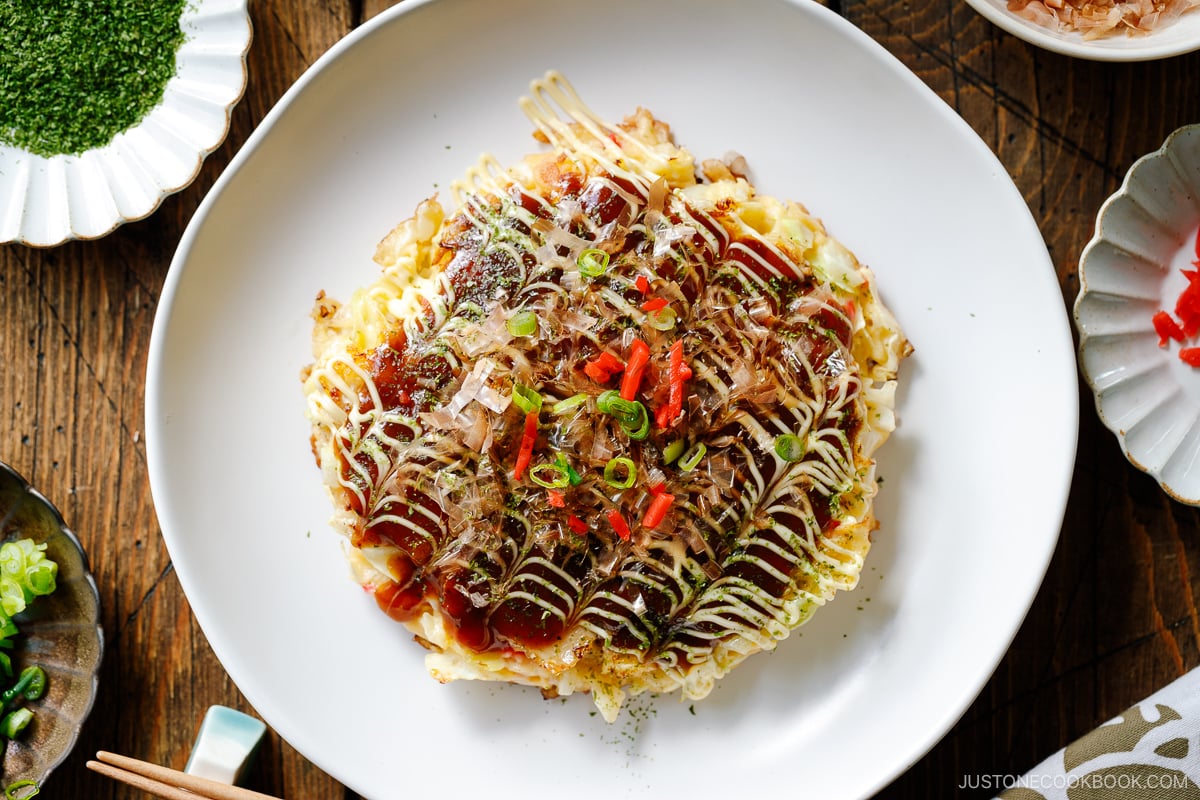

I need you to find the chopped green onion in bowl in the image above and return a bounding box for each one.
[1,709,34,741]
[0,461,103,795]
[0,541,57,617]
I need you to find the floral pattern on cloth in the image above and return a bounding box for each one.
[997,669,1200,799]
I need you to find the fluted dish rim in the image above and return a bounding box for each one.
[0,0,252,247]
[1075,124,1200,503]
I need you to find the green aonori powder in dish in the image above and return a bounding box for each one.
[0,0,188,157]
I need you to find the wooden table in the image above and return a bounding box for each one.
[1,1,1198,797]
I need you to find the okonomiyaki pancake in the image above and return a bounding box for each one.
[302,71,910,722]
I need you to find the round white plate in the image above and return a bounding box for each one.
[145,1,1079,798]
[965,0,1200,61]
[0,0,252,247]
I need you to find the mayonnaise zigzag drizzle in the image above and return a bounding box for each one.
[302,70,911,721]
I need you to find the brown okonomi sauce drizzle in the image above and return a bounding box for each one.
[305,71,906,711]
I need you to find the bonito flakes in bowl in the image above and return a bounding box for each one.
[1010,0,1199,38]
[964,0,1200,59]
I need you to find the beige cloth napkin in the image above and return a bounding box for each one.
[994,669,1200,799]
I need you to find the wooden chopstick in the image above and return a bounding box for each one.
[87,751,283,800]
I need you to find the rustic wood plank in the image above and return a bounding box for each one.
[3,0,1200,797]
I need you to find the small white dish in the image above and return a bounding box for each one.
[0,0,252,248]
[964,0,1200,61]
[1076,124,1200,503]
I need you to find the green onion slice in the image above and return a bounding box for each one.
[18,666,45,702]
[603,457,638,489]
[0,708,32,739]
[0,580,23,619]
[3,778,38,799]
[678,442,707,472]
[511,383,543,415]
[24,562,55,597]
[552,393,589,414]
[554,453,583,486]
[646,306,678,331]
[0,666,45,714]
[662,439,685,465]
[597,391,641,425]
[623,405,650,440]
[578,248,611,277]
[0,545,26,580]
[529,463,571,489]
[597,391,650,440]
[506,310,538,337]
[774,434,805,462]
[596,390,623,417]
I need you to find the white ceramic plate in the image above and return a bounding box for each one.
[0,0,252,247]
[145,1,1079,798]
[1075,125,1200,504]
[964,0,1200,60]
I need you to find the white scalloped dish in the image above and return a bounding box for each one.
[1076,124,1200,503]
[0,0,252,248]
[964,0,1200,61]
